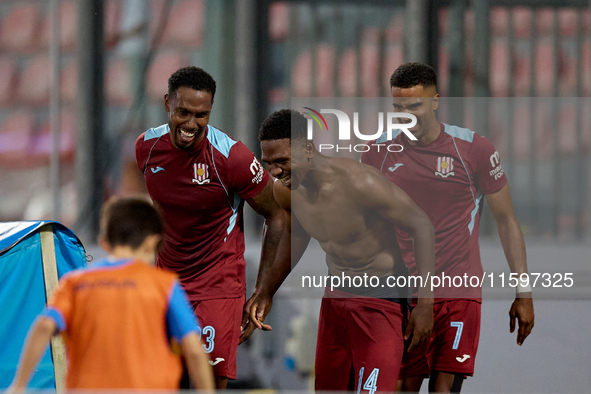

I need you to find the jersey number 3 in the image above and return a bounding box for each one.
[197,325,215,353]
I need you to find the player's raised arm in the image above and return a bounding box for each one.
[9,316,57,392]
[353,165,435,351]
[485,184,534,345]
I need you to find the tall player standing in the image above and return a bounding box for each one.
[135,67,284,389]
[361,63,535,392]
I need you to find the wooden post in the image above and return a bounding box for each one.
[39,225,67,393]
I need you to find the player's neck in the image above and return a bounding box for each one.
[300,152,331,190]
[410,120,441,147]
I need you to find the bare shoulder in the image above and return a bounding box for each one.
[272,178,291,209]
[332,157,391,194]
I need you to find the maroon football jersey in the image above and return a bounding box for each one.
[361,123,507,299]
[136,124,269,301]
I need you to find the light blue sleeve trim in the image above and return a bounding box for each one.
[226,193,242,237]
[41,307,66,333]
[144,124,170,141]
[467,193,483,235]
[443,123,475,143]
[206,125,237,158]
[166,282,200,342]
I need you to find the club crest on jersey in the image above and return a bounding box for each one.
[193,163,210,184]
[435,156,455,178]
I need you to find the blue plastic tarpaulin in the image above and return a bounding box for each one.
[0,221,86,389]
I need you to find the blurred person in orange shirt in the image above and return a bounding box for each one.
[8,196,215,391]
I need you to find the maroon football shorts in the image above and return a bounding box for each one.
[190,295,245,379]
[399,299,481,379]
[315,289,407,391]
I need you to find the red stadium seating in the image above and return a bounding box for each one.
[269,2,289,43]
[0,4,41,52]
[39,1,76,51]
[534,41,554,96]
[146,51,189,100]
[0,58,18,106]
[104,0,122,48]
[59,60,77,104]
[583,43,591,96]
[536,9,554,37]
[316,43,334,97]
[17,56,51,106]
[361,29,379,97]
[106,58,132,106]
[513,47,532,96]
[30,111,76,165]
[383,44,404,91]
[438,48,449,97]
[291,50,311,97]
[160,0,204,48]
[39,0,120,51]
[386,13,404,42]
[0,113,35,167]
[491,8,508,37]
[513,8,531,39]
[490,41,508,96]
[338,48,356,97]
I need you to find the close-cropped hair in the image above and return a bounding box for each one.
[168,66,216,99]
[258,109,308,142]
[390,62,438,92]
[99,196,164,250]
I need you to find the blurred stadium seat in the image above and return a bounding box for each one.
[0,113,35,167]
[269,2,289,43]
[146,51,189,100]
[30,111,76,165]
[361,28,379,97]
[315,43,334,97]
[161,0,204,48]
[535,41,554,96]
[536,9,555,36]
[513,8,531,39]
[39,1,76,52]
[490,41,508,96]
[105,0,122,48]
[338,48,356,97]
[17,56,51,106]
[0,4,41,52]
[383,44,403,90]
[106,58,132,106]
[0,58,18,106]
[559,9,577,37]
[291,50,311,97]
[59,59,77,104]
[491,8,508,37]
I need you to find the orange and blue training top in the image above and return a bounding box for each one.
[41,258,200,389]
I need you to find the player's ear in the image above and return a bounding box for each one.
[141,234,162,260]
[98,236,112,254]
[432,93,439,111]
[164,93,170,112]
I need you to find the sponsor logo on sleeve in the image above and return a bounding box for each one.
[250,158,264,184]
[489,151,504,180]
